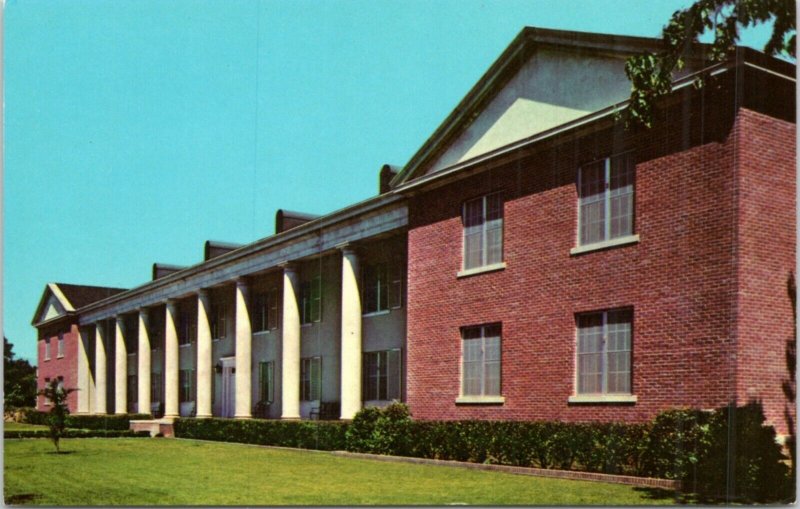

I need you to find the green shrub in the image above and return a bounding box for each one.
[20,408,49,426]
[345,403,413,456]
[64,414,152,431]
[173,417,348,451]
[5,429,150,439]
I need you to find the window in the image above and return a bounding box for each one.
[44,337,51,361]
[57,333,64,358]
[179,369,195,403]
[258,361,275,403]
[43,378,51,405]
[362,349,402,401]
[149,319,163,351]
[151,373,163,403]
[461,324,501,397]
[211,304,227,339]
[127,375,137,404]
[362,263,388,314]
[578,153,635,246]
[178,308,196,346]
[300,357,321,401]
[300,273,322,324]
[253,288,279,332]
[576,309,632,395]
[462,193,503,271]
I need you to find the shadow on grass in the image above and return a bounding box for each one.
[6,493,41,505]
[45,450,76,455]
[632,487,704,504]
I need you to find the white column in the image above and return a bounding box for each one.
[234,278,252,419]
[114,317,128,414]
[196,289,213,418]
[76,327,90,414]
[94,322,107,414]
[164,300,180,419]
[281,263,301,419]
[339,246,362,420]
[137,309,151,417]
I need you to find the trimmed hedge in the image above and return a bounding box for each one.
[169,402,792,503]
[21,411,152,430]
[5,429,151,439]
[174,418,348,451]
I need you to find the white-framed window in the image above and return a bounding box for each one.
[127,374,137,404]
[461,324,501,397]
[362,349,402,401]
[300,274,322,325]
[462,193,503,271]
[253,288,279,332]
[57,333,64,358]
[258,361,275,403]
[578,153,635,246]
[210,304,227,340]
[149,317,163,351]
[576,309,633,395]
[179,369,195,403]
[178,307,196,346]
[300,357,321,401]
[43,377,51,405]
[362,263,388,314]
[44,337,51,361]
[151,373,163,403]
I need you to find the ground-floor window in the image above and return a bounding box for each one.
[258,361,274,403]
[461,324,501,397]
[127,375,137,404]
[151,373,162,403]
[362,349,402,401]
[300,357,321,401]
[576,309,632,395]
[179,369,195,403]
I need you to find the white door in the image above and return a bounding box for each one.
[221,357,236,418]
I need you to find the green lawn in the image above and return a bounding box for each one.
[3,422,48,431]
[4,438,678,505]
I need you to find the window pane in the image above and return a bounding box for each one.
[386,349,401,400]
[464,231,483,270]
[580,200,605,245]
[485,225,503,266]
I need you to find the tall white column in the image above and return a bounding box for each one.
[137,309,151,417]
[164,300,180,419]
[94,322,107,414]
[339,246,362,420]
[234,278,252,419]
[196,289,213,418]
[281,263,301,419]
[114,317,128,414]
[76,327,90,414]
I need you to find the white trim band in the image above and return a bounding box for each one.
[457,262,507,278]
[455,395,506,404]
[570,234,640,255]
[568,394,638,404]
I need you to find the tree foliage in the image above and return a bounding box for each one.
[4,337,37,408]
[624,0,796,128]
[37,378,77,453]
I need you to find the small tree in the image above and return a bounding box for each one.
[37,379,77,453]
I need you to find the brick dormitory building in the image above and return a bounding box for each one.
[32,28,795,437]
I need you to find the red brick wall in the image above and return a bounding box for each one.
[734,109,796,435]
[36,321,80,412]
[406,106,755,424]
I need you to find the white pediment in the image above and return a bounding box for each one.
[424,48,632,175]
[41,294,66,322]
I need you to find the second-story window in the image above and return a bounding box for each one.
[211,304,227,340]
[578,153,635,246]
[253,288,279,332]
[44,337,51,361]
[362,263,388,314]
[462,193,503,271]
[178,308,196,346]
[300,272,322,325]
[57,333,64,358]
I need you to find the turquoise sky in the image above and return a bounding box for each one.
[3,0,781,363]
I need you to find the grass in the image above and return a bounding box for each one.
[4,438,679,505]
[3,422,48,431]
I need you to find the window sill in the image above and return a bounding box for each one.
[127,352,136,357]
[457,262,507,279]
[568,394,637,404]
[212,337,225,342]
[56,355,64,359]
[363,310,390,318]
[44,358,50,362]
[570,234,640,256]
[252,330,273,336]
[179,343,192,349]
[455,395,505,405]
